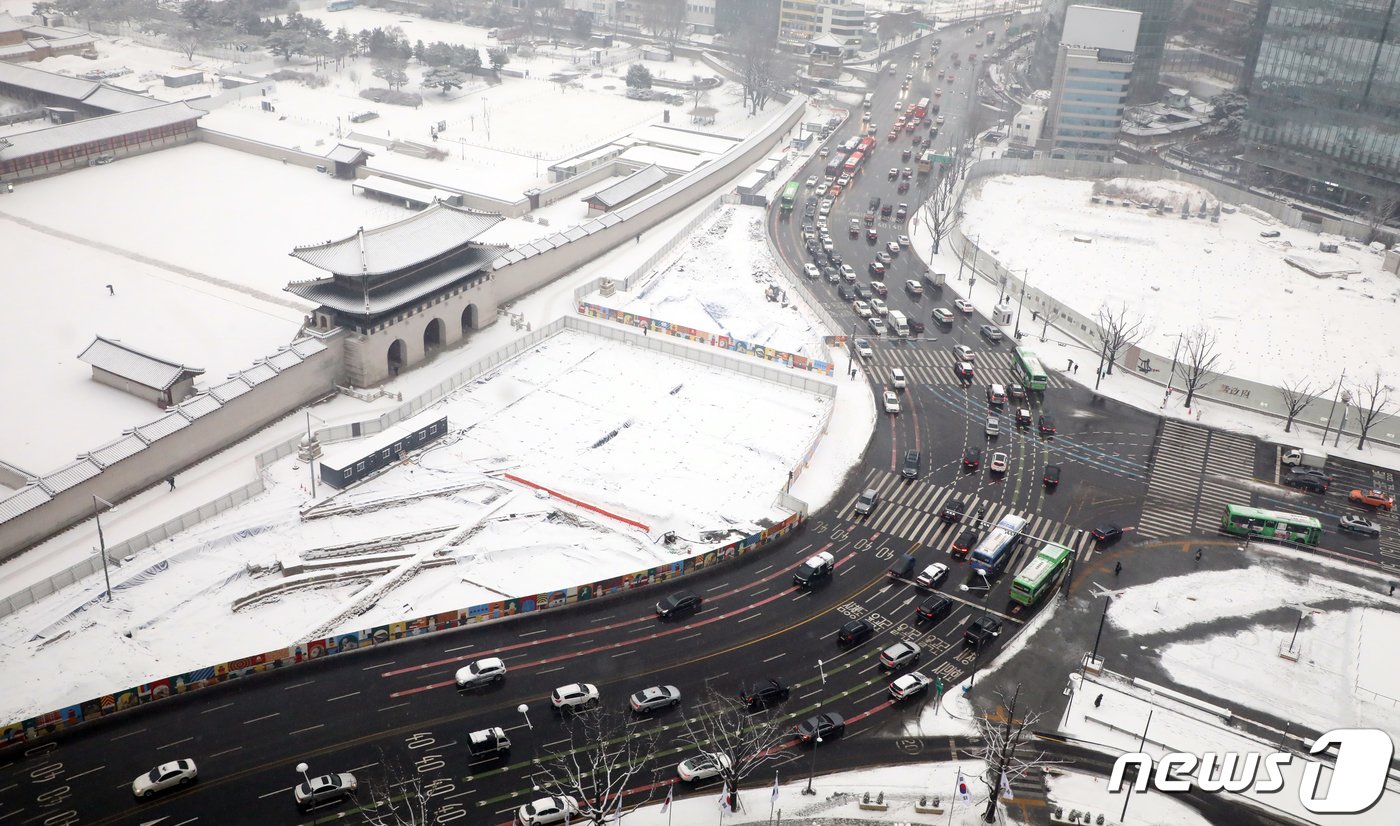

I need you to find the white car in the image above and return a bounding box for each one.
[898,235,911,246]
[629,685,682,713]
[891,367,907,389]
[989,452,1008,473]
[876,250,892,264]
[838,173,852,186]
[551,682,600,711]
[677,752,733,782]
[854,338,874,359]
[868,316,886,335]
[915,562,948,588]
[932,307,954,323]
[853,300,873,318]
[455,656,507,688]
[905,279,924,295]
[883,391,902,414]
[295,772,358,811]
[816,215,828,230]
[889,671,932,701]
[840,263,856,280]
[132,759,198,798]
[953,344,975,361]
[804,263,820,279]
[954,297,974,313]
[805,175,817,188]
[819,201,832,216]
[887,241,901,255]
[870,297,888,316]
[517,795,580,826]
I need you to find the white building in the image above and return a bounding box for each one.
[1009,104,1047,155]
[780,0,865,51]
[1043,5,1140,162]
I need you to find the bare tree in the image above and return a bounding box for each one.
[1279,376,1335,434]
[676,687,794,812]
[1360,195,1399,245]
[734,23,789,114]
[921,138,973,256]
[534,706,660,825]
[357,754,463,825]
[1176,325,1224,409]
[1092,303,1149,380]
[966,686,1062,823]
[1348,370,1394,450]
[688,74,707,110]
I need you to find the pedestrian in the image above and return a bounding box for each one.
[1094,693,1104,708]
[642,325,648,336]
[1068,359,1073,370]
[166,475,176,491]
[1073,364,1079,374]
[1195,547,1203,562]
[1390,582,1396,596]
[106,284,114,295]
[1114,561,1122,576]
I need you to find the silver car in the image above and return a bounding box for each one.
[295,772,357,811]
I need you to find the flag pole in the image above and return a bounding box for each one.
[769,769,779,824]
[948,765,959,826]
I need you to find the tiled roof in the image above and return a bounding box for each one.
[77,335,204,391]
[0,11,22,33]
[40,458,102,493]
[0,485,49,523]
[134,412,190,443]
[287,248,498,315]
[267,349,302,371]
[88,433,147,466]
[0,60,95,97]
[290,338,327,358]
[288,202,503,276]
[209,377,252,402]
[240,363,278,385]
[177,394,222,420]
[587,164,668,208]
[0,103,200,160]
[325,143,370,163]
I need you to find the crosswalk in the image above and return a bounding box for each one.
[839,468,1097,569]
[864,346,1072,390]
[1137,420,1256,540]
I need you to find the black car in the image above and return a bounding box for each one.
[1038,415,1057,435]
[962,447,982,471]
[964,615,1003,648]
[979,324,1004,343]
[656,590,703,619]
[917,594,953,622]
[901,449,921,479]
[869,195,881,210]
[795,712,846,743]
[941,497,968,523]
[1091,524,1123,544]
[739,678,791,710]
[837,618,874,647]
[950,528,979,557]
[1283,473,1329,494]
[909,320,926,334]
[854,284,872,300]
[837,284,853,301]
[1043,464,1061,488]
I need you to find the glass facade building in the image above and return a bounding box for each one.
[1242,0,1400,209]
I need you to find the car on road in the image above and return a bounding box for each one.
[1338,515,1382,537]
[897,203,909,219]
[803,263,820,279]
[1008,383,1026,400]
[467,726,513,760]
[868,316,887,335]
[951,528,979,557]
[132,759,198,798]
[980,324,1004,343]
[1015,408,1033,427]
[987,383,1006,406]
[933,307,954,324]
[295,772,358,811]
[551,683,600,711]
[955,298,975,313]
[794,550,836,588]
[889,671,932,701]
[955,360,975,382]
[915,563,948,588]
[805,175,817,188]
[739,679,791,710]
[871,297,889,315]
[677,753,732,782]
[898,235,911,247]
[879,641,923,671]
[883,390,902,413]
[1260,230,1281,238]
[854,338,873,359]
[853,300,873,318]
[953,344,975,361]
[988,452,1008,474]
[961,447,982,471]
[854,283,871,299]
[854,488,879,516]
[630,685,682,713]
[941,497,968,523]
[964,615,1003,648]
[902,449,921,479]
[795,712,846,743]
[876,250,892,264]
[870,280,888,296]
[456,656,508,688]
[656,590,703,619]
[917,595,953,622]
[1349,489,1395,510]
[869,261,886,276]
[1043,464,1061,488]
[1091,524,1123,544]
[887,241,901,255]
[1038,415,1057,435]
[888,167,899,180]
[906,279,924,296]
[517,795,580,826]
[838,618,875,646]
[1283,471,1330,494]
[892,367,907,389]
[985,415,1001,438]
[841,263,856,280]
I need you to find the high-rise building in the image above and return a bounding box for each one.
[1031,0,1173,103]
[1241,0,1400,209]
[1042,5,1140,161]
[716,0,778,38]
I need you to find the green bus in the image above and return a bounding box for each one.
[1220,505,1322,545]
[1009,543,1073,606]
[1013,347,1048,391]
[780,181,800,212]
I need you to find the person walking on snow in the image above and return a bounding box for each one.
[1114,561,1122,576]
[166,476,176,491]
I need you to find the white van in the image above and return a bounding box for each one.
[863,93,874,110]
[891,368,907,389]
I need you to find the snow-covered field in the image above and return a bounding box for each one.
[959,175,1399,386]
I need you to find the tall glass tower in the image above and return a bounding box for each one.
[1242,0,1400,209]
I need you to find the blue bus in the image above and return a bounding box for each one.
[969,514,1028,576]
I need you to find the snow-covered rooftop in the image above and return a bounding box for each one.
[288,201,503,276]
[76,335,203,391]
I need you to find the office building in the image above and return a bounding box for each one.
[1241,0,1400,209]
[1042,5,1140,162]
[716,0,778,38]
[1032,0,1172,103]
[779,0,864,49]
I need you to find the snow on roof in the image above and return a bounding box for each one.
[287,248,498,314]
[88,433,148,467]
[39,458,102,494]
[0,103,200,161]
[208,377,253,402]
[240,363,279,386]
[0,485,49,523]
[289,339,327,358]
[77,335,205,392]
[325,143,370,164]
[0,12,22,33]
[616,144,712,173]
[176,394,222,420]
[288,201,503,276]
[0,41,35,59]
[82,85,162,113]
[631,124,741,155]
[586,164,668,209]
[351,174,460,208]
[0,60,96,98]
[319,410,449,472]
[134,412,191,443]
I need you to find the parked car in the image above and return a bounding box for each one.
[837,618,874,646]
[656,590,703,619]
[630,685,682,713]
[915,563,948,588]
[295,772,358,811]
[1349,489,1395,510]
[551,683,600,711]
[879,641,923,671]
[917,595,953,622]
[795,712,846,743]
[889,671,932,701]
[854,488,879,516]
[516,795,580,826]
[1260,230,1281,238]
[456,656,508,688]
[963,615,1003,648]
[132,759,198,798]
[1338,515,1381,537]
[739,679,791,710]
[677,752,733,782]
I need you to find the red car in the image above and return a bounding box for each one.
[1349,489,1395,510]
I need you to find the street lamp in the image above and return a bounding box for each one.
[92,494,116,602]
[295,761,311,787]
[1013,268,1030,339]
[518,703,533,731]
[802,736,823,794]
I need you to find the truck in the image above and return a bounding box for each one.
[467,727,511,760]
[889,310,910,337]
[1281,447,1326,469]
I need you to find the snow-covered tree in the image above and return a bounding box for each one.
[967,686,1062,823]
[675,687,794,813]
[373,58,409,90]
[626,63,652,90]
[487,46,510,71]
[421,65,467,93]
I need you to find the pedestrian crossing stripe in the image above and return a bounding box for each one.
[844,469,1095,566]
[1137,420,1257,540]
[865,350,1071,389]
